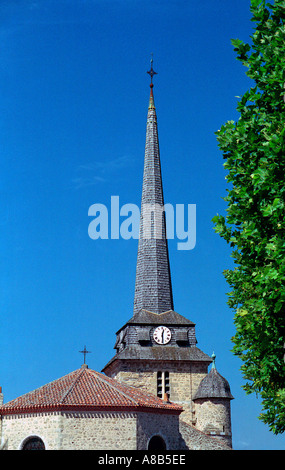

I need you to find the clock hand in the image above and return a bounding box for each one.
[161,329,164,343]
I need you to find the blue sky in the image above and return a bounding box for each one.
[1,0,284,450]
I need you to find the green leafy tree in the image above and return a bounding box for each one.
[213,0,285,434]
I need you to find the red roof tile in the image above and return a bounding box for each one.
[0,366,182,415]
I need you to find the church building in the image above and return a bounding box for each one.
[0,62,234,451]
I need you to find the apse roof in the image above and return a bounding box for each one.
[0,365,182,415]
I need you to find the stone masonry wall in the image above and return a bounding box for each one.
[1,411,138,450]
[179,420,232,450]
[59,411,137,450]
[136,411,180,450]
[1,410,181,450]
[194,398,232,448]
[1,412,62,450]
[110,360,208,426]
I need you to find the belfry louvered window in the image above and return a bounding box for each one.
[157,371,170,399]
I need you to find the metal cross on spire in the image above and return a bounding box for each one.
[79,345,91,364]
[147,53,157,84]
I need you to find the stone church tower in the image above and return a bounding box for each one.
[102,61,234,448]
[0,61,234,450]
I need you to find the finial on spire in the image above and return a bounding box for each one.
[147,53,157,87]
[211,352,216,369]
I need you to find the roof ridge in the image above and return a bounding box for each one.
[1,369,81,407]
[89,370,141,406]
[90,369,178,409]
[60,367,86,404]
[142,309,172,316]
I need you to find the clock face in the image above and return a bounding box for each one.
[153,326,171,345]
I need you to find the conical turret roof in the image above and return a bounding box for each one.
[193,366,234,400]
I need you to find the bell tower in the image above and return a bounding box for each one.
[102,60,215,426]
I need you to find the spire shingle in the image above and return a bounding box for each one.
[133,83,174,315]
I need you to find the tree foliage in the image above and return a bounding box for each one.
[213,0,285,434]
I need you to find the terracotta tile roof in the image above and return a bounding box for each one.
[0,366,182,415]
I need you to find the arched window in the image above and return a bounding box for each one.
[157,371,170,399]
[22,436,45,450]
[148,435,167,451]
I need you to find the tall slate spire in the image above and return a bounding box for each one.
[133,61,174,315]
